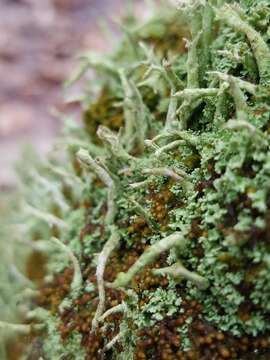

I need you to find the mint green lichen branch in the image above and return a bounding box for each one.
[187,31,202,89]
[119,69,149,153]
[176,31,202,130]
[155,139,185,156]
[202,3,214,75]
[165,90,179,131]
[97,125,134,162]
[208,72,257,95]
[25,203,68,230]
[174,88,219,101]
[77,148,116,225]
[65,51,118,87]
[142,167,188,181]
[215,4,270,84]
[147,130,199,148]
[51,237,83,294]
[98,302,127,323]
[209,71,256,121]
[92,226,121,332]
[152,261,209,290]
[111,232,187,288]
[225,119,267,143]
[0,322,44,335]
[129,198,158,231]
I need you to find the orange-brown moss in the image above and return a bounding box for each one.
[134,297,270,360]
[37,268,73,314]
[26,250,47,285]
[147,181,182,230]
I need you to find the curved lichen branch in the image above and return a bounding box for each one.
[171,0,206,11]
[104,331,124,351]
[77,148,116,225]
[208,72,257,95]
[15,238,51,252]
[26,308,49,321]
[99,302,127,323]
[165,90,179,131]
[47,163,83,188]
[91,226,121,332]
[97,125,134,161]
[227,76,248,121]
[65,51,118,87]
[0,322,44,336]
[140,56,184,91]
[162,59,185,90]
[225,119,267,142]
[9,264,34,288]
[51,237,82,293]
[111,232,187,288]
[152,261,209,290]
[209,71,252,120]
[15,288,40,303]
[142,167,189,181]
[129,198,158,231]
[25,203,68,230]
[148,130,199,147]
[129,179,150,189]
[202,2,214,74]
[155,140,185,156]
[173,88,219,101]
[214,4,270,84]
[77,148,114,187]
[119,69,150,153]
[186,31,202,89]
[30,170,70,212]
[176,31,205,130]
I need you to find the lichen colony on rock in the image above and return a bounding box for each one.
[4,0,270,359]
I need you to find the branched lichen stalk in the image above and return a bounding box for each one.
[155,140,185,156]
[92,226,120,331]
[119,69,149,153]
[104,331,123,351]
[25,203,68,229]
[187,31,201,89]
[129,198,158,231]
[209,71,253,120]
[202,3,214,76]
[112,232,187,288]
[152,261,209,290]
[97,125,134,162]
[165,91,179,131]
[77,148,116,225]
[142,167,188,181]
[174,88,219,100]
[0,322,44,336]
[99,303,127,323]
[51,237,82,293]
[215,4,270,84]
[225,119,266,142]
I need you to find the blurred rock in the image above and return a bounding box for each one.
[0,0,126,188]
[0,104,33,137]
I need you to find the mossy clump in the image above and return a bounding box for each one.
[3,0,270,359]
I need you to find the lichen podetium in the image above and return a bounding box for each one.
[3,0,270,359]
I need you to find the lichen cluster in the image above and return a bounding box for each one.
[3,0,270,359]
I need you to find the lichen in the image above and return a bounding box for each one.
[4,0,270,359]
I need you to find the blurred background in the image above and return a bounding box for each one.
[0,0,138,189]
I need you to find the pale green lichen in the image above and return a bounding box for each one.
[4,0,270,358]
